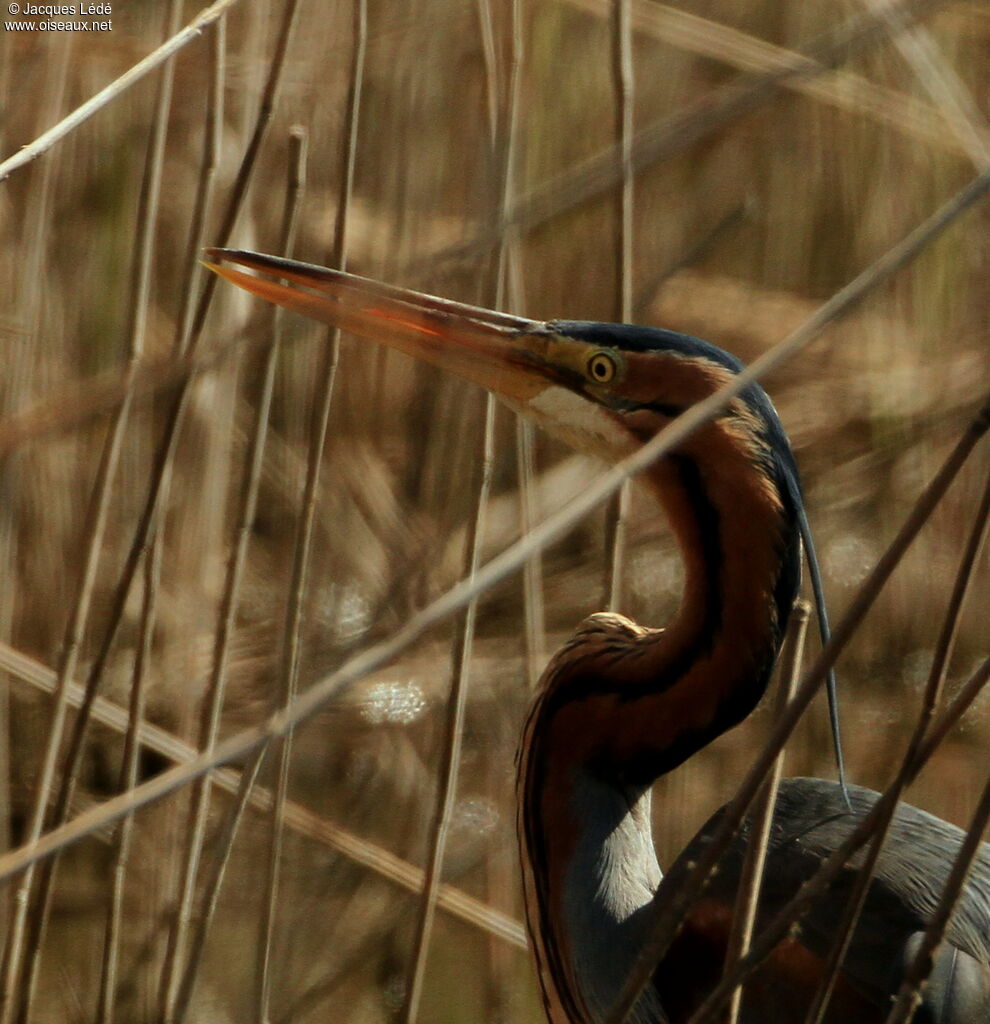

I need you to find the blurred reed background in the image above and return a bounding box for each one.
[0,0,988,1021]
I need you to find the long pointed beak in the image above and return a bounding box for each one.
[204,248,551,404]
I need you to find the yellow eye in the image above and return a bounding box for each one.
[586,351,617,384]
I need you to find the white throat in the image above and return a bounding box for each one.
[518,386,635,462]
[559,772,667,1024]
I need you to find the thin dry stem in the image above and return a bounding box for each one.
[414,0,944,274]
[255,6,365,1017]
[400,395,498,1024]
[0,39,73,1024]
[170,754,267,1024]
[169,124,310,1024]
[14,4,185,1017]
[183,0,305,357]
[0,0,244,183]
[724,602,810,1024]
[0,640,527,948]
[602,0,635,614]
[564,0,968,157]
[96,524,163,1024]
[859,0,990,168]
[516,419,547,685]
[175,16,226,354]
[500,0,546,690]
[801,462,990,1024]
[612,0,635,322]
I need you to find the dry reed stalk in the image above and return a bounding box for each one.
[612,0,635,323]
[96,518,164,1024]
[476,0,500,148]
[175,16,227,354]
[0,0,244,183]
[2,163,987,893]
[0,639,528,949]
[799,462,990,1024]
[399,394,498,1024]
[0,34,82,1024]
[564,0,970,158]
[185,0,304,353]
[403,3,526,1015]
[602,0,635,614]
[499,0,547,691]
[171,753,267,1023]
[859,0,990,168]
[158,65,308,1024]
[167,124,310,1024]
[12,6,186,1020]
[516,419,547,684]
[415,0,944,274]
[254,5,366,1018]
[723,602,810,1024]
[477,6,533,1019]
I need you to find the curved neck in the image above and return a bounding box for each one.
[628,444,799,777]
[518,426,800,1023]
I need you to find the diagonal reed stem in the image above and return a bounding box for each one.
[602,0,635,615]
[799,460,990,1024]
[253,7,366,1020]
[0,0,245,184]
[0,36,73,1024]
[1,165,987,895]
[0,637,527,949]
[167,124,310,1024]
[724,602,810,1024]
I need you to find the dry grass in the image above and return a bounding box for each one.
[0,1,988,1021]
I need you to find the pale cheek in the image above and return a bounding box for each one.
[522,386,636,461]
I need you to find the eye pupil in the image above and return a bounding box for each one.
[589,353,615,382]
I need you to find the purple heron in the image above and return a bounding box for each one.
[206,249,990,1023]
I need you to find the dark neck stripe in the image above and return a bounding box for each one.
[536,454,722,722]
[602,394,685,420]
[529,446,800,787]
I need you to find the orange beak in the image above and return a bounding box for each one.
[203,248,551,405]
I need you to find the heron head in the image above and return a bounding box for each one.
[204,250,793,484]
